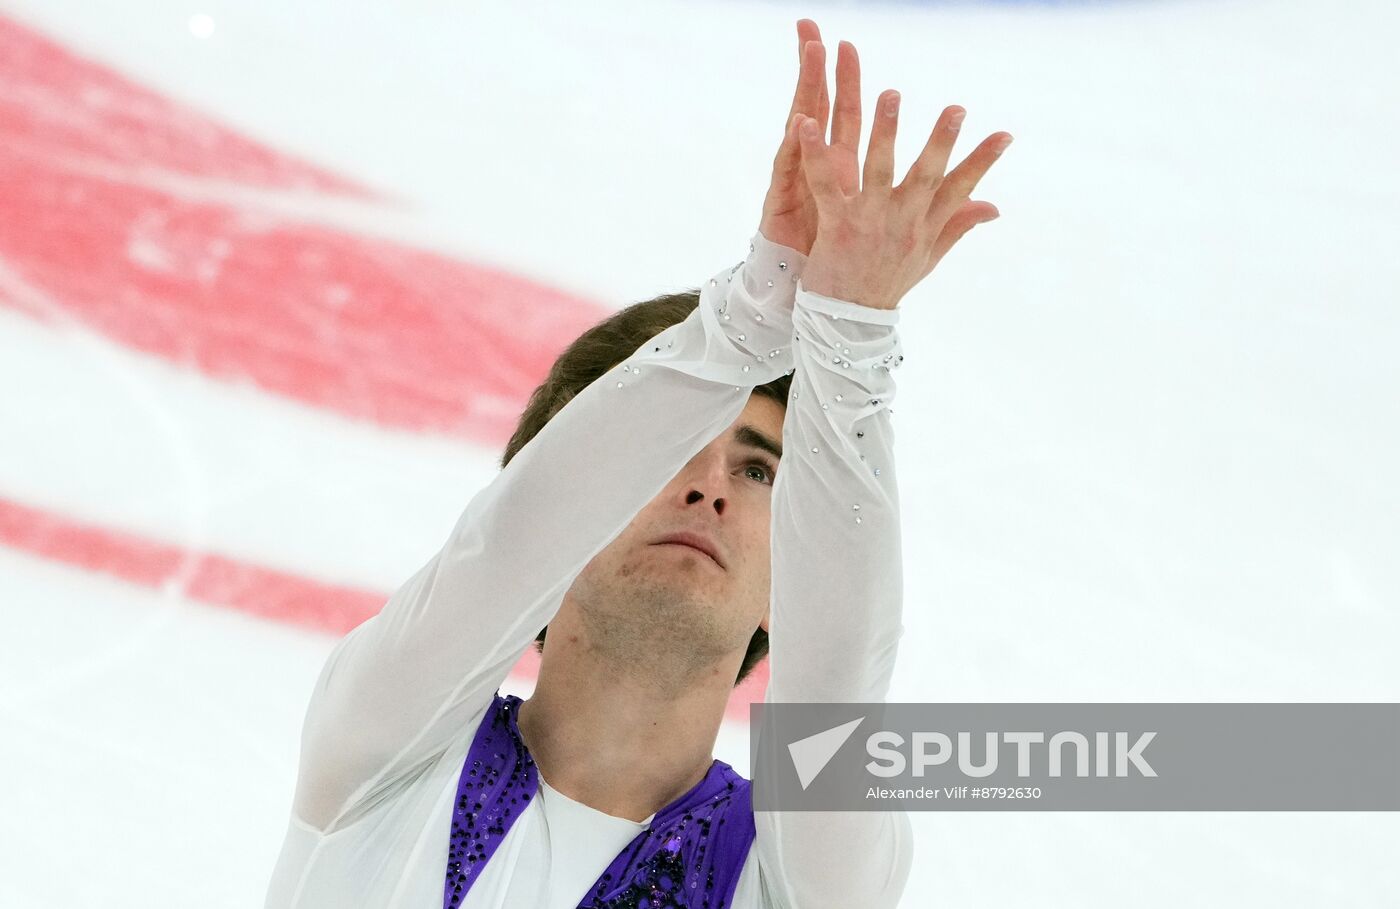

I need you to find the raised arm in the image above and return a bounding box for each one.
[292,233,805,834]
[752,39,1012,908]
[289,22,837,836]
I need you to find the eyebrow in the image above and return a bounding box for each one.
[734,425,782,461]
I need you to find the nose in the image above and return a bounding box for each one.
[684,487,724,516]
[680,452,730,516]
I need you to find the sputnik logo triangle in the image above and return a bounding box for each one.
[787,716,865,790]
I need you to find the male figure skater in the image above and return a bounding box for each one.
[266,19,1010,909]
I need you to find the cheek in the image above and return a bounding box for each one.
[738,528,774,585]
[575,537,627,585]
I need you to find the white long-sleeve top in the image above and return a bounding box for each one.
[265,231,914,909]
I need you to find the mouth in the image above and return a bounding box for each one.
[651,534,725,569]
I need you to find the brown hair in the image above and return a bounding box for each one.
[502,289,789,686]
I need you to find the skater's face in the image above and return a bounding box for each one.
[560,392,783,669]
[628,392,783,629]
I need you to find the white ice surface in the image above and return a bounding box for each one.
[0,0,1397,905]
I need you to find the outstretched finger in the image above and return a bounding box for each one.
[772,40,826,181]
[898,105,965,198]
[829,40,861,154]
[795,18,819,63]
[795,20,825,120]
[787,32,826,127]
[929,199,1000,265]
[928,131,1013,224]
[809,27,830,135]
[862,90,900,194]
[797,115,842,209]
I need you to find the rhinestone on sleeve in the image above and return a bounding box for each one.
[787,282,903,511]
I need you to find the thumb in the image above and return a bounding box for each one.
[796,116,840,208]
[769,112,803,182]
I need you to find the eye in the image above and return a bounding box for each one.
[744,460,777,486]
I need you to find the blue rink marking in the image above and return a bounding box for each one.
[792,0,1150,7]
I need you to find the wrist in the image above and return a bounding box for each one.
[800,260,898,312]
[756,212,814,258]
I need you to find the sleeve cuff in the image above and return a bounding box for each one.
[742,230,809,302]
[795,280,902,326]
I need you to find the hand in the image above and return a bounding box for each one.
[795,41,1011,311]
[757,19,830,256]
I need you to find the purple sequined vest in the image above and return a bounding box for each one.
[444,692,757,909]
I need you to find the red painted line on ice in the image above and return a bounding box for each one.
[0,154,605,443]
[0,18,769,719]
[0,496,382,634]
[0,16,610,444]
[0,496,767,721]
